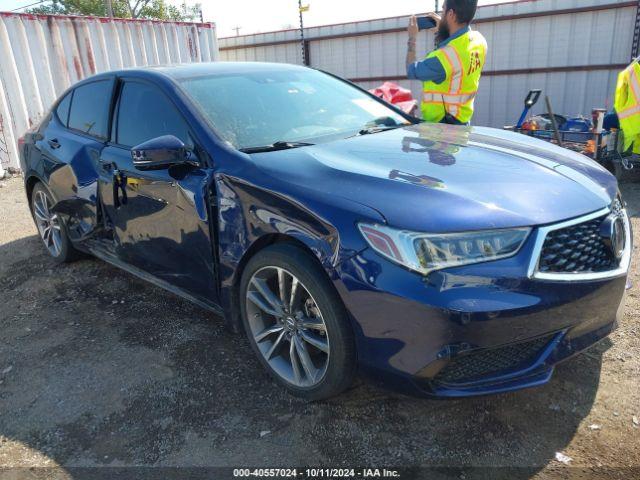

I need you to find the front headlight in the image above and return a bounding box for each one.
[358,223,531,275]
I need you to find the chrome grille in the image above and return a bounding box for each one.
[538,214,614,273]
[537,199,624,275]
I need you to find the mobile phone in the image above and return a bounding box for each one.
[417,16,437,30]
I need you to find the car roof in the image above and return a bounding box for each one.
[79,62,310,85]
[153,61,309,80]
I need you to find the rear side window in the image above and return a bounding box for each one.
[55,92,72,126]
[68,80,112,139]
[116,81,191,148]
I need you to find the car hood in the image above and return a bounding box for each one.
[249,123,617,233]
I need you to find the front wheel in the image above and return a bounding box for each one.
[240,244,356,400]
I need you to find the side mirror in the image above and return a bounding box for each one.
[131,135,192,170]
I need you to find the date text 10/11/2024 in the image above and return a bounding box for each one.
[232,468,401,478]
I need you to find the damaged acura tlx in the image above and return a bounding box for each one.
[20,62,630,399]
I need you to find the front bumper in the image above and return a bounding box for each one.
[335,221,628,397]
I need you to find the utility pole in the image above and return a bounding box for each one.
[435,0,440,13]
[233,26,241,36]
[105,0,114,17]
[632,0,640,60]
[298,0,306,65]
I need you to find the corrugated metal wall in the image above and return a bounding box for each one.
[219,0,636,129]
[0,12,219,171]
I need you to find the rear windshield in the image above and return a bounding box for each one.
[179,69,407,150]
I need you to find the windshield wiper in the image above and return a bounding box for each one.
[239,141,315,154]
[348,124,406,139]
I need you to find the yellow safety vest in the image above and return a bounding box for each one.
[614,62,640,153]
[421,29,487,124]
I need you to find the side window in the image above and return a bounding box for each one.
[116,81,191,148]
[55,91,72,126]
[68,80,112,139]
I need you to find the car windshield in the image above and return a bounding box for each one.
[178,68,410,150]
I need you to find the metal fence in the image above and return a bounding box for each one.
[0,12,219,172]
[219,0,636,130]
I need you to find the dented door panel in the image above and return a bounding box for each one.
[26,75,117,243]
[98,144,218,303]
[35,118,105,242]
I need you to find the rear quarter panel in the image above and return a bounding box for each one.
[25,113,103,239]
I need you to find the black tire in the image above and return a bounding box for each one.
[30,182,81,263]
[240,243,356,400]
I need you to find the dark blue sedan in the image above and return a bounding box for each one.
[19,62,631,400]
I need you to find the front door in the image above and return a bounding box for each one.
[99,79,218,303]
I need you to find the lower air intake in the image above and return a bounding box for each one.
[434,334,555,385]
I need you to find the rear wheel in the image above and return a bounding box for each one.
[31,182,79,263]
[240,244,356,400]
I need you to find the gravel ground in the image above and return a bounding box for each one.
[0,175,639,479]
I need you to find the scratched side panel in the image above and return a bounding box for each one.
[0,12,218,172]
[23,113,103,241]
[212,153,384,318]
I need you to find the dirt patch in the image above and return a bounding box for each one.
[0,176,638,478]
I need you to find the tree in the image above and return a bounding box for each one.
[29,0,203,21]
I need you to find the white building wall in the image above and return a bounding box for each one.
[219,0,635,129]
[0,12,219,171]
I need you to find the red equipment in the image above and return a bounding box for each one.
[369,82,418,116]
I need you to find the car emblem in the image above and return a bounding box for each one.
[285,316,296,331]
[600,214,626,261]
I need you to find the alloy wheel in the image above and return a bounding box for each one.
[245,266,330,387]
[33,190,63,257]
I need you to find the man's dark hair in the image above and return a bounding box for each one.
[444,0,478,24]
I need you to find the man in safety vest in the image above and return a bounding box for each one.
[614,61,640,154]
[406,0,487,124]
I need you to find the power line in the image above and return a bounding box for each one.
[11,0,50,11]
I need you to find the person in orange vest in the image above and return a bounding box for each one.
[406,0,487,125]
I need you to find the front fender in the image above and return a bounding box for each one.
[215,173,385,318]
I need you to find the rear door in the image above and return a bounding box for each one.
[36,78,115,241]
[98,78,218,303]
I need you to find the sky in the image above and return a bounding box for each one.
[0,0,516,37]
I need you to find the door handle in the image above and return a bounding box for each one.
[113,169,128,208]
[47,139,61,149]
